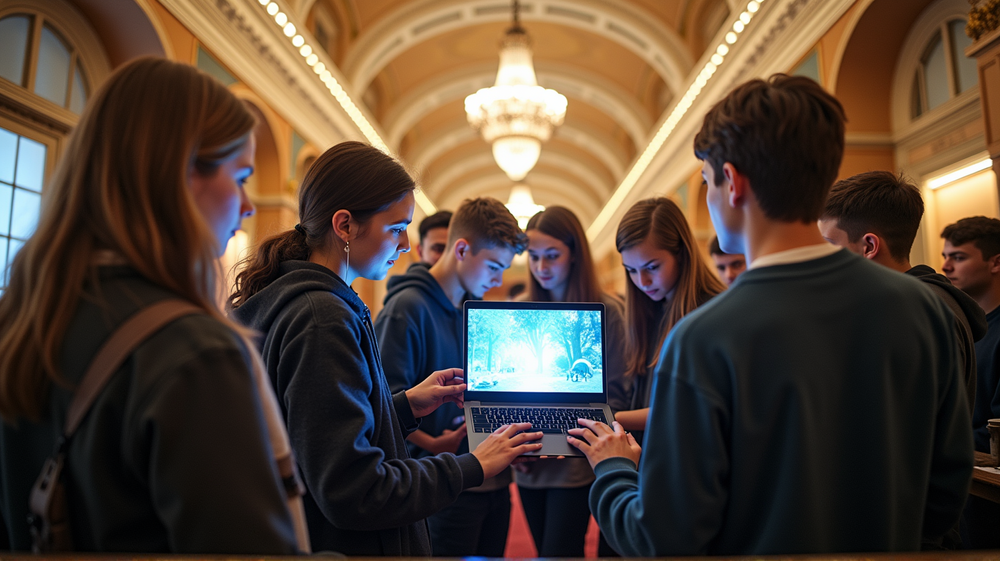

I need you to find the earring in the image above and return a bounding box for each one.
[344,241,350,271]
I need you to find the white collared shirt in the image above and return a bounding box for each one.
[748,243,841,270]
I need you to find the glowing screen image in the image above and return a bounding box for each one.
[466,307,603,393]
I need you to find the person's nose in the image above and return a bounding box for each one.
[942,259,953,273]
[491,273,503,287]
[399,234,411,253]
[638,270,652,288]
[240,188,255,218]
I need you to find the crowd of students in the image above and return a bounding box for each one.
[0,56,996,556]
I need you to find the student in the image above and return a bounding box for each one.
[514,206,626,557]
[416,210,453,266]
[819,171,987,411]
[375,197,527,557]
[0,58,298,553]
[228,142,541,556]
[570,74,972,555]
[708,235,746,286]
[940,216,1000,549]
[612,198,724,442]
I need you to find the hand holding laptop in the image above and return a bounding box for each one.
[567,420,641,470]
[471,423,544,479]
[405,368,466,418]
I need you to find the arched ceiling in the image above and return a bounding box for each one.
[298,0,731,225]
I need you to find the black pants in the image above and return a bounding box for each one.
[962,494,1000,549]
[518,485,592,557]
[429,486,510,556]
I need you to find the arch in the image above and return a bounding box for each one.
[63,0,169,67]
[382,62,651,149]
[890,0,974,132]
[434,173,600,224]
[341,0,692,96]
[423,150,610,207]
[406,121,627,180]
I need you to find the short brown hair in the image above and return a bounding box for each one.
[822,171,924,262]
[449,197,527,254]
[694,74,846,223]
[941,216,1000,260]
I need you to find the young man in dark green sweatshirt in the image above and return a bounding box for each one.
[569,75,973,556]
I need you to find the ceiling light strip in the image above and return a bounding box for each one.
[586,0,763,240]
[927,158,993,190]
[255,0,437,214]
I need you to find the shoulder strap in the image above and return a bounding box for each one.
[64,299,203,436]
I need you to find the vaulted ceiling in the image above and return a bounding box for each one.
[292,0,733,225]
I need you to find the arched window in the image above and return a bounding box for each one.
[911,17,978,119]
[0,14,91,114]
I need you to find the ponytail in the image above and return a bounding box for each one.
[229,228,311,308]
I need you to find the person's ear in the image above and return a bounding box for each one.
[989,253,1000,275]
[722,163,748,208]
[862,233,880,260]
[331,209,353,245]
[454,239,470,261]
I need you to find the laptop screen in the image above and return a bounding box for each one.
[465,303,605,396]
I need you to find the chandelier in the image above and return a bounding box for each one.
[505,184,545,229]
[464,0,567,181]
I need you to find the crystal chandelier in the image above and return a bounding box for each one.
[464,0,567,181]
[505,184,545,229]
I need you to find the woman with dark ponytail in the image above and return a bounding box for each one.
[229,141,540,556]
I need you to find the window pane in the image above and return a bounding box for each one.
[0,16,30,86]
[14,136,45,192]
[912,75,923,119]
[0,183,11,236]
[951,20,979,93]
[0,237,8,287]
[35,25,71,107]
[10,188,40,239]
[69,65,87,114]
[6,238,23,284]
[0,128,16,184]
[923,33,949,111]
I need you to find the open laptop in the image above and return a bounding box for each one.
[463,300,615,457]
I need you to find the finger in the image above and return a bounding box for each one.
[501,422,533,436]
[510,431,544,445]
[577,418,613,435]
[435,384,467,396]
[567,427,596,445]
[514,442,544,454]
[612,421,627,436]
[626,432,638,446]
[456,424,468,436]
[566,435,586,450]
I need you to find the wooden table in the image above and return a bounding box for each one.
[972,451,1000,504]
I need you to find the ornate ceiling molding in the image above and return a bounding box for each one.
[406,121,628,180]
[340,0,693,96]
[382,61,652,149]
[423,150,609,205]
[435,172,600,222]
[158,0,378,150]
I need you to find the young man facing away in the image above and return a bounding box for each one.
[819,171,986,412]
[374,197,528,556]
[568,75,973,556]
[708,234,746,286]
[940,216,1000,549]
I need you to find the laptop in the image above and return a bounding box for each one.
[463,300,615,457]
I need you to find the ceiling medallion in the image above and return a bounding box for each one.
[464,0,567,182]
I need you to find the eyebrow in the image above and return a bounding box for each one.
[488,259,508,269]
[389,218,412,226]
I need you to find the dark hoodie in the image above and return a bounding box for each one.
[375,264,465,457]
[230,260,484,556]
[906,264,987,413]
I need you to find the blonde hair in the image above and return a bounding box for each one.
[0,57,256,421]
[616,198,725,377]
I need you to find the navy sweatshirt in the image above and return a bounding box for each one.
[590,250,972,556]
[906,264,987,413]
[974,306,1000,452]
[230,261,484,556]
[375,265,466,457]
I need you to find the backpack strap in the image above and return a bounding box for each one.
[29,299,202,552]
[64,299,202,435]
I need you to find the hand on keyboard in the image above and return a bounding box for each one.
[471,423,543,479]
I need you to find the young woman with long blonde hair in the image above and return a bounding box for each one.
[0,58,299,553]
[612,197,725,434]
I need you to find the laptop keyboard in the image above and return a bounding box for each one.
[470,406,608,434]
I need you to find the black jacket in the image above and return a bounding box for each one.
[0,267,297,553]
[230,260,484,556]
[906,264,988,411]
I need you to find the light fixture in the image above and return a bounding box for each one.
[928,158,993,189]
[465,0,567,181]
[506,184,545,229]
